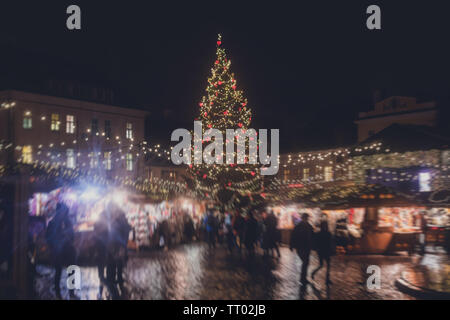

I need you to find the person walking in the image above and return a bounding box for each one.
[233,212,245,254]
[93,209,109,283]
[184,215,195,243]
[245,212,259,257]
[290,213,314,286]
[311,220,333,286]
[263,212,281,257]
[205,211,218,249]
[420,211,428,255]
[45,203,76,299]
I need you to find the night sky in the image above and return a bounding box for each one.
[1,1,449,152]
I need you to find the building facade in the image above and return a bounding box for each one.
[355,96,437,142]
[277,148,353,187]
[0,90,148,180]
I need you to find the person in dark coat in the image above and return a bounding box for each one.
[420,212,428,255]
[184,215,195,243]
[106,205,131,285]
[205,211,218,249]
[233,212,245,253]
[93,209,109,283]
[290,213,314,285]
[245,212,259,257]
[262,212,281,257]
[311,220,333,285]
[45,203,76,299]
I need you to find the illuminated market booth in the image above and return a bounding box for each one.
[267,184,449,254]
[28,186,207,262]
[0,163,206,297]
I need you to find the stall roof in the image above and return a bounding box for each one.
[269,183,421,209]
[354,124,450,154]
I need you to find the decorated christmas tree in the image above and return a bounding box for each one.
[188,34,264,209]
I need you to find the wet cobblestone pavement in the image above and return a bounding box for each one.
[35,242,436,300]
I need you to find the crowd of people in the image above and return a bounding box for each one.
[200,209,335,287]
[45,201,131,299]
[42,203,347,298]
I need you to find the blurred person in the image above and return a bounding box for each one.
[420,211,428,255]
[311,220,333,286]
[245,211,259,257]
[262,212,281,258]
[224,213,236,254]
[290,213,314,286]
[205,211,218,249]
[184,215,195,243]
[233,212,245,254]
[45,203,76,299]
[93,208,109,284]
[106,204,131,286]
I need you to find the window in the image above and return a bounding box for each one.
[91,119,99,134]
[162,170,177,180]
[126,122,133,140]
[66,115,75,134]
[126,153,133,171]
[303,168,310,180]
[22,146,33,164]
[324,166,333,182]
[419,172,431,192]
[105,120,111,139]
[283,169,290,181]
[104,152,112,170]
[89,152,99,168]
[51,114,60,131]
[66,149,76,169]
[23,112,32,129]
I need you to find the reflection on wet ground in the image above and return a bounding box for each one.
[35,242,421,300]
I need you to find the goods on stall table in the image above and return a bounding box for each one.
[378,207,423,233]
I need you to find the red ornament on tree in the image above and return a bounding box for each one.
[232,85,236,90]
[217,40,221,46]
[238,123,243,128]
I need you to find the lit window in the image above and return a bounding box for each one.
[126,123,133,139]
[419,172,431,192]
[89,152,99,168]
[51,114,60,131]
[22,146,33,164]
[23,112,32,129]
[324,166,333,182]
[303,168,310,180]
[126,153,133,171]
[283,169,290,181]
[66,115,75,134]
[104,152,112,170]
[348,165,353,180]
[66,149,76,169]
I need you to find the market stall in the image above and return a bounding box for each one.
[28,186,207,262]
[266,184,450,254]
